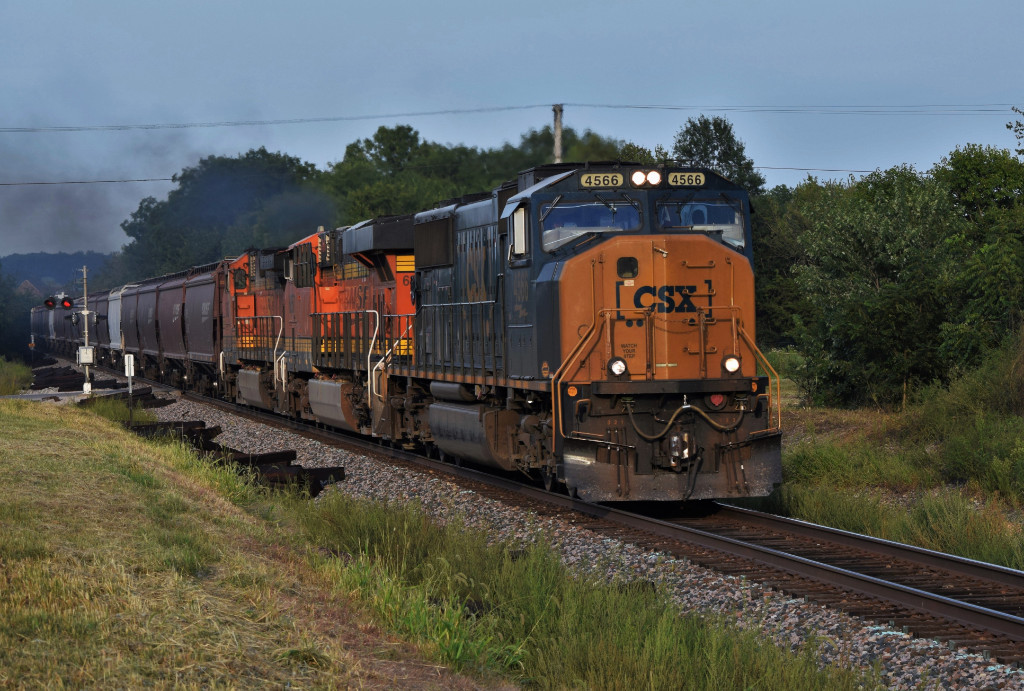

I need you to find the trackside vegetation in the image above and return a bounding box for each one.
[0,356,32,394]
[0,399,875,688]
[758,332,1024,569]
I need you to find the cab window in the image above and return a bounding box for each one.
[656,199,746,250]
[541,198,641,252]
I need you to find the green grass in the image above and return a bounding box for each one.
[762,332,1024,569]
[0,399,372,687]
[291,492,875,688]
[82,395,158,425]
[0,398,877,689]
[760,484,1024,568]
[0,356,32,395]
[764,347,804,380]
[764,424,1024,568]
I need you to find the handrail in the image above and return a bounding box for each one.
[272,316,283,390]
[739,328,782,433]
[372,317,414,402]
[366,310,379,400]
[551,306,653,452]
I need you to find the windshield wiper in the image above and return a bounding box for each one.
[616,192,641,211]
[593,193,617,214]
[539,194,562,223]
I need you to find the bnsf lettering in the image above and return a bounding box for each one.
[633,285,699,313]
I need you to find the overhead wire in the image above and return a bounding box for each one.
[0,101,1017,134]
[0,101,1018,185]
[0,177,173,186]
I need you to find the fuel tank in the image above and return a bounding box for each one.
[427,402,519,471]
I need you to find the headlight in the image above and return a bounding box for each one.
[723,355,741,374]
[630,170,662,186]
[608,357,628,377]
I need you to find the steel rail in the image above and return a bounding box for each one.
[713,503,1024,589]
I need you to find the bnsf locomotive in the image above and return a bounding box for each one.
[32,163,782,502]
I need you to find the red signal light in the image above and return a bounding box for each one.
[44,297,57,310]
[60,297,74,310]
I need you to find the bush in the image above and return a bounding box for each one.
[0,356,32,395]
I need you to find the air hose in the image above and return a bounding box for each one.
[624,401,744,441]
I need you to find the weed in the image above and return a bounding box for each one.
[0,356,32,395]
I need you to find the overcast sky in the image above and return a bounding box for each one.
[1,0,1020,259]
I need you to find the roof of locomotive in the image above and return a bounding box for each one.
[340,214,415,255]
[515,161,745,193]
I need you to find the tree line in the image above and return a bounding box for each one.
[4,112,1024,410]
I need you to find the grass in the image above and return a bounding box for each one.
[760,332,1024,569]
[82,395,158,425]
[763,408,1024,568]
[0,398,878,689]
[0,355,32,395]
[291,492,875,689]
[0,399,440,688]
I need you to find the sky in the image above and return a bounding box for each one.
[1,0,1021,259]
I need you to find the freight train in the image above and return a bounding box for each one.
[32,162,782,502]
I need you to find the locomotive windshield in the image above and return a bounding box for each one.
[541,195,641,252]
[656,199,746,250]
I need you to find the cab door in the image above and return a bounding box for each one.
[503,205,538,378]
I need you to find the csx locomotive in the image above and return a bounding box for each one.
[32,162,782,502]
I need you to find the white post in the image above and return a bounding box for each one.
[80,266,92,394]
[125,353,135,427]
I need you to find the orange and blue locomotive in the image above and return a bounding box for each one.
[32,162,781,502]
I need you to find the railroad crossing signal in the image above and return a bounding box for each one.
[44,296,74,310]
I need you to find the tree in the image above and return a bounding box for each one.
[619,142,670,164]
[672,115,766,195]
[750,183,811,348]
[99,147,327,285]
[1007,106,1024,156]
[564,129,623,161]
[0,261,37,362]
[932,145,1024,370]
[322,124,627,225]
[792,167,961,406]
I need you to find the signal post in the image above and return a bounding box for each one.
[43,265,95,395]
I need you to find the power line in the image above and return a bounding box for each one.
[570,103,1017,115]
[0,105,550,133]
[756,166,879,174]
[0,177,173,186]
[0,102,1018,134]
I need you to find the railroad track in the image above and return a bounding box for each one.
[77,367,1024,665]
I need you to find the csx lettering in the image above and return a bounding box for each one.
[633,285,698,313]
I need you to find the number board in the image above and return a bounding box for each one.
[580,172,624,188]
[667,172,705,187]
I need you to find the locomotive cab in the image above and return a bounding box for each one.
[503,163,781,501]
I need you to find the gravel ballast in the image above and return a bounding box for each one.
[144,394,1024,689]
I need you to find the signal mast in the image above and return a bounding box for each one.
[78,266,94,394]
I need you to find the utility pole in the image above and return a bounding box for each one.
[553,104,563,163]
[78,266,93,395]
